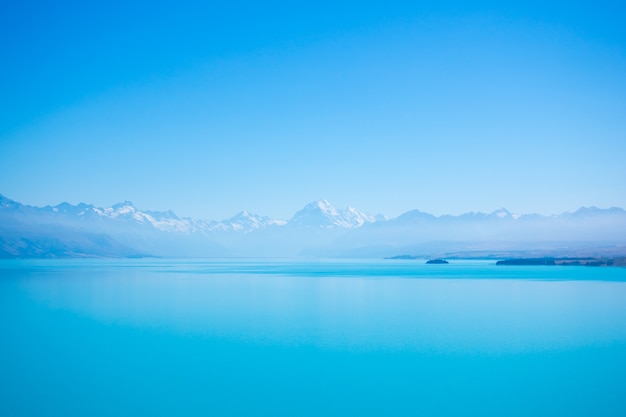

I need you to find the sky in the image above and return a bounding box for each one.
[1,1,625,220]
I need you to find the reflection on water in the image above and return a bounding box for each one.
[1,259,626,416]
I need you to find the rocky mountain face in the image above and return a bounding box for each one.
[288,199,376,229]
[1,194,625,258]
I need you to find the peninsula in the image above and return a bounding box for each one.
[496,257,626,267]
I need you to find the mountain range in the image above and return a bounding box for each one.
[1,194,625,259]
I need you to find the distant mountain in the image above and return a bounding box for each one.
[315,205,626,258]
[1,227,143,258]
[207,211,287,233]
[0,195,378,258]
[1,193,625,259]
[288,199,376,229]
[0,195,223,258]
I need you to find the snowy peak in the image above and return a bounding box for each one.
[300,199,340,216]
[344,206,377,227]
[111,200,136,211]
[45,200,195,233]
[490,208,512,219]
[209,211,287,233]
[53,202,94,214]
[2,193,626,259]
[90,202,131,219]
[230,210,286,227]
[144,209,180,221]
[289,199,376,229]
[3,193,625,236]
[313,199,336,213]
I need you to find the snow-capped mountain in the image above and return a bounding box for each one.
[208,211,287,233]
[2,193,626,258]
[320,205,626,258]
[0,195,374,237]
[289,199,376,229]
[0,195,234,258]
[38,200,199,233]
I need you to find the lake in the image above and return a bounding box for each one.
[1,259,625,416]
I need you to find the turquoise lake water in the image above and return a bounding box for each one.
[1,259,626,416]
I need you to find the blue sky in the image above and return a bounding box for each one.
[1,1,625,220]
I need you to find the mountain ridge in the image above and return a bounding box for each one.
[1,193,625,259]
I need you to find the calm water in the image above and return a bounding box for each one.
[1,259,626,416]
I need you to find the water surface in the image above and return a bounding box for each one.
[1,259,625,416]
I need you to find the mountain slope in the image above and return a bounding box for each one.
[1,194,625,258]
[289,199,376,229]
[315,206,626,257]
[0,195,228,258]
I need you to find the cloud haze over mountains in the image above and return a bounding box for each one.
[2,194,625,259]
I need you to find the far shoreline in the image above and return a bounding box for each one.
[496,257,626,267]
